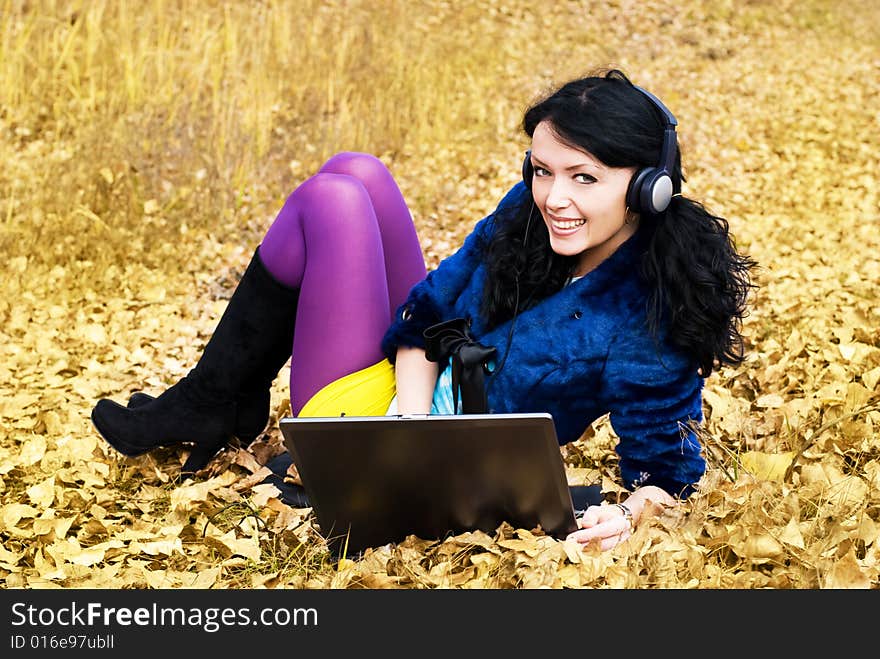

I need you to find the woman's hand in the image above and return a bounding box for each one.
[565,485,677,552]
[566,503,633,551]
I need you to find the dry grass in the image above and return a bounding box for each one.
[1,0,878,588]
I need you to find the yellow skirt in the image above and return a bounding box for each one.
[297,358,396,418]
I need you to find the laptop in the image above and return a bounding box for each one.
[278,412,587,555]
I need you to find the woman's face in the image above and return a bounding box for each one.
[529,121,637,276]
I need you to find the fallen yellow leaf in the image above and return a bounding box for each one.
[740,451,795,482]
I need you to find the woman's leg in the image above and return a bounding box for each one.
[258,153,426,415]
[94,153,423,477]
[317,152,427,316]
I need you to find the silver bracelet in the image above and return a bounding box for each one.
[614,502,634,528]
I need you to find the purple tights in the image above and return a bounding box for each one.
[258,152,427,415]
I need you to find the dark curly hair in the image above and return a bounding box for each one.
[481,69,757,377]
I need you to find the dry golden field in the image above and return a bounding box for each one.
[1,0,878,588]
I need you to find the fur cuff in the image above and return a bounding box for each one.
[381,287,442,363]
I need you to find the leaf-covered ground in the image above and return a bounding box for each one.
[1,0,878,588]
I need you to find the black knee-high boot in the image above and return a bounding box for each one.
[91,246,299,475]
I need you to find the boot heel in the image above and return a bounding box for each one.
[179,437,229,479]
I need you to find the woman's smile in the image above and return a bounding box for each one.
[546,212,587,234]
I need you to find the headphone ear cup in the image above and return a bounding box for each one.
[640,169,673,215]
[625,167,653,213]
[522,151,533,190]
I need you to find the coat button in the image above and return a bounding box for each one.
[571,311,583,320]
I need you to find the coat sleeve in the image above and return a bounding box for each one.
[599,319,706,499]
[381,182,529,363]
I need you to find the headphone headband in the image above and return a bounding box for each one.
[632,85,678,180]
[632,85,677,127]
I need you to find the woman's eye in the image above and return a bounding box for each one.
[534,166,550,177]
[574,173,596,184]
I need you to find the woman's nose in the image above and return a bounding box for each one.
[545,179,573,210]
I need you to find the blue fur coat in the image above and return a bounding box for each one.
[381,182,705,497]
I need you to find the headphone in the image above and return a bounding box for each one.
[521,84,679,216]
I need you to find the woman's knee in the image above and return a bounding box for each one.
[289,171,369,209]
[318,151,391,189]
[288,172,379,235]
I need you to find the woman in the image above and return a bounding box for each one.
[91,69,756,552]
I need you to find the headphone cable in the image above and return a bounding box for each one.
[487,202,542,392]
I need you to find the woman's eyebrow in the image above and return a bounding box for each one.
[530,154,603,172]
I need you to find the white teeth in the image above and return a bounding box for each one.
[552,218,586,229]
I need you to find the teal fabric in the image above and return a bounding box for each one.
[430,362,456,415]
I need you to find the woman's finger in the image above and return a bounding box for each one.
[577,504,621,529]
[567,515,630,544]
[577,506,602,528]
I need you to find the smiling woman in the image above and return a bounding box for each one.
[90,68,757,554]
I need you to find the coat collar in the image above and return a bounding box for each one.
[567,227,649,297]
